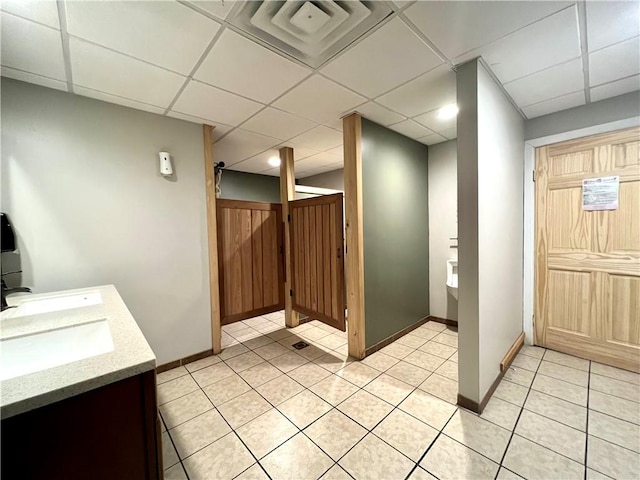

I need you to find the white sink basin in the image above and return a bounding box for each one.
[9,291,102,318]
[0,319,114,381]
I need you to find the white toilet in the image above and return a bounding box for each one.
[446,259,458,300]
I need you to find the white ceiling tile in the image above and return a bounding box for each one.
[195,29,311,103]
[297,161,344,178]
[320,18,442,98]
[241,107,317,140]
[504,58,584,107]
[295,151,342,173]
[272,74,366,123]
[388,119,433,139]
[587,1,640,52]
[521,90,585,118]
[65,1,217,75]
[230,149,279,174]
[404,0,571,59]
[165,111,234,141]
[413,108,456,132]
[377,65,456,117]
[324,118,344,131]
[1,66,67,91]
[417,133,448,146]
[188,0,236,20]
[73,86,166,114]
[214,128,280,165]
[472,6,581,83]
[355,102,406,125]
[261,167,281,177]
[276,142,320,161]
[1,12,66,80]
[0,0,59,28]
[289,125,343,151]
[172,80,263,126]
[589,36,640,86]
[590,75,640,102]
[326,145,344,157]
[440,126,457,139]
[69,38,184,108]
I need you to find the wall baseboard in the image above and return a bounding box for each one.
[364,316,430,356]
[457,331,525,414]
[157,349,214,374]
[427,315,458,328]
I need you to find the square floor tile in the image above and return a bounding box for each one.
[496,467,524,479]
[269,350,309,373]
[191,362,235,388]
[588,410,640,453]
[160,390,213,429]
[503,434,584,480]
[480,396,522,431]
[337,362,381,387]
[236,409,298,459]
[512,353,541,372]
[531,374,587,406]
[519,345,545,359]
[158,366,189,385]
[314,333,347,351]
[373,409,438,462]
[399,390,457,430]
[404,350,446,372]
[407,467,438,480]
[395,333,429,349]
[418,373,458,404]
[361,351,400,372]
[589,390,640,425]
[255,374,305,406]
[261,433,334,480]
[305,409,367,460]
[219,343,250,360]
[162,431,179,469]
[434,360,458,381]
[313,352,352,373]
[287,362,331,387]
[170,409,231,458]
[418,341,457,359]
[164,462,188,480]
[380,342,415,359]
[254,342,291,361]
[225,351,265,373]
[431,332,458,348]
[411,329,439,342]
[267,328,294,342]
[321,465,353,480]
[243,335,275,350]
[543,350,590,371]
[494,379,529,406]
[235,464,269,480]
[239,361,283,388]
[202,373,252,406]
[278,390,332,429]
[364,373,414,406]
[185,355,221,373]
[450,351,458,363]
[587,435,640,479]
[296,344,329,361]
[309,374,360,406]
[387,361,432,387]
[515,409,586,463]
[590,373,640,402]
[443,409,511,462]
[340,433,415,480]
[420,434,498,480]
[503,366,535,388]
[422,321,447,332]
[538,360,589,387]
[338,390,394,430]
[183,432,254,479]
[591,362,640,385]
[157,375,199,405]
[524,389,586,431]
[217,390,272,429]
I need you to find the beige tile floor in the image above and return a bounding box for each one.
[157,312,640,480]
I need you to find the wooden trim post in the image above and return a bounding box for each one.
[279,147,300,328]
[203,124,222,354]
[343,113,366,359]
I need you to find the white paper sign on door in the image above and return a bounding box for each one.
[582,176,619,211]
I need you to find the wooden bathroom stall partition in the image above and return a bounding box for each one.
[289,194,346,331]
[535,126,640,372]
[216,199,285,325]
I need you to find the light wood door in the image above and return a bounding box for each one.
[290,193,346,331]
[217,200,284,325]
[535,127,640,372]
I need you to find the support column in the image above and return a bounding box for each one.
[343,113,366,359]
[279,147,300,328]
[203,124,222,354]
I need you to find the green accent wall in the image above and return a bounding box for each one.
[362,118,430,348]
[220,170,280,203]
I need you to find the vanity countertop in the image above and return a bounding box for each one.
[0,285,156,419]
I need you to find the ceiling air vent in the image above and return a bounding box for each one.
[227,1,393,68]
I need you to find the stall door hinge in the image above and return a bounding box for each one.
[532,170,537,182]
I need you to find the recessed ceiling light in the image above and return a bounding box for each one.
[268,156,281,167]
[437,104,458,120]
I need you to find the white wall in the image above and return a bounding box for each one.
[428,140,458,321]
[457,59,525,404]
[1,79,212,365]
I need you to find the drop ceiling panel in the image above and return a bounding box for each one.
[413,109,456,133]
[417,133,448,146]
[403,0,571,59]
[188,0,236,20]
[277,141,320,161]
[326,145,343,157]
[166,111,233,141]
[586,1,640,52]
[295,151,342,173]
[1,13,66,80]
[589,36,640,87]
[376,65,456,117]
[521,90,585,118]
[261,167,281,177]
[289,125,343,151]
[65,1,218,75]
[230,149,279,174]
[440,126,456,139]
[214,128,280,165]
[172,80,263,126]
[388,119,433,139]
[355,102,405,125]
[73,86,166,115]
[1,66,67,91]
[470,6,581,83]
[0,0,60,28]
[273,74,366,123]
[297,161,344,178]
[69,38,184,108]
[504,58,584,107]
[241,107,316,140]
[320,17,442,97]
[590,75,640,102]
[195,29,311,103]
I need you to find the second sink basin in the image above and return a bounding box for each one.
[9,291,102,318]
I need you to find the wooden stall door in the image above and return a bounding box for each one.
[535,127,640,372]
[217,200,284,325]
[290,193,346,331]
